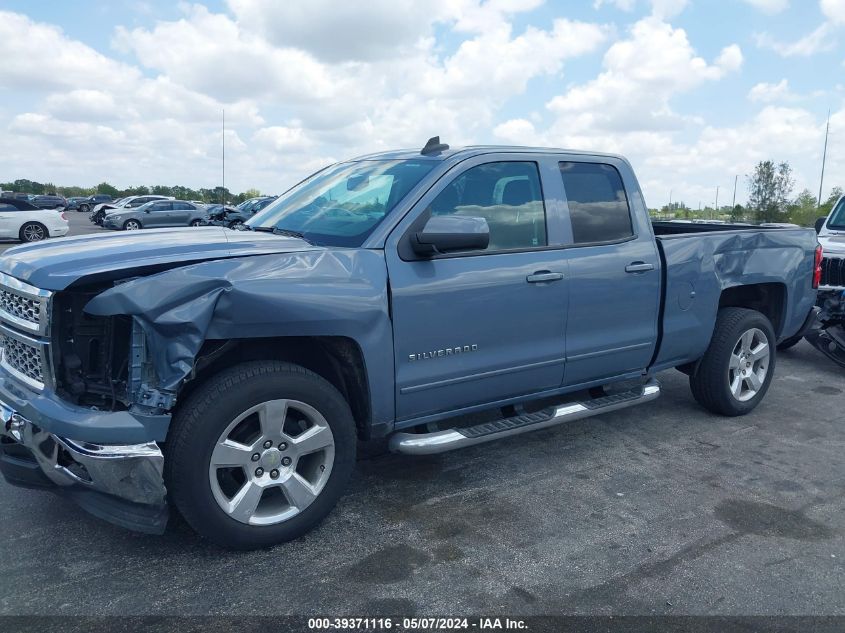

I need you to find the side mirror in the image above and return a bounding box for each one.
[412,215,490,256]
[815,217,827,234]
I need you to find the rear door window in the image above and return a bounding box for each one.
[559,162,633,244]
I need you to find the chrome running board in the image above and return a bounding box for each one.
[389,379,661,455]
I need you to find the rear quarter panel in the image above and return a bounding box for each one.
[653,228,818,371]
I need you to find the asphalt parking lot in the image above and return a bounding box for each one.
[1,329,843,615]
[0,209,107,255]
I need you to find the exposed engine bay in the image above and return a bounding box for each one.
[806,288,845,369]
[52,289,133,410]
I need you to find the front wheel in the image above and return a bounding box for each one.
[19,222,47,242]
[123,219,142,230]
[190,219,203,227]
[165,361,356,549]
[79,204,90,213]
[689,307,775,416]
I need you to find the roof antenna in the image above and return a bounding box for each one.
[421,136,449,155]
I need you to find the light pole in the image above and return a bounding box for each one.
[818,109,830,208]
[222,108,226,206]
[715,186,720,220]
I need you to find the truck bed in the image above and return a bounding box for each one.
[650,224,819,373]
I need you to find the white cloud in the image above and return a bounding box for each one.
[649,0,689,19]
[0,11,141,92]
[821,0,845,24]
[593,0,637,10]
[592,0,688,16]
[743,0,789,13]
[755,22,836,57]
[543,19,741,134]
[748,79,794,102]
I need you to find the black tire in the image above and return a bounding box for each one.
[79,204,90,213]
[689,307,776,416]
[19,222,48,242]
[165,361,356,549]
[228,220,243,229]
[776,335,803,351]
[123,219,142,230]
[190,219,203,227]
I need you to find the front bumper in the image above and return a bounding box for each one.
[0,399,169,534]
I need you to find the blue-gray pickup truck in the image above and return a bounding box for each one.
[0,139,821,548]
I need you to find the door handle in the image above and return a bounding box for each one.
[625,262,655,273]
[526,271,564,283]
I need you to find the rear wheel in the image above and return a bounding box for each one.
[165,361,356,549]
[228,220,243,229]
[689,308,775,416]
[190,219,203,227]
[19,222,47,242]
[123,219,142,230]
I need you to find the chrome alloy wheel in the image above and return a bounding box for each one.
[208,399,335,526]
[23,224,46,241]
[728,327,770,402]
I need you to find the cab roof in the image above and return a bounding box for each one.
[350,145,626,163]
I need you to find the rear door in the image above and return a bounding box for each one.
[385,156,570,422]
[170,201,195,225]
[556,159,661,386]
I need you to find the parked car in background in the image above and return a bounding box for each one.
[2,192,33,201]
[784,195,845,367]
[0,197,69,242]
[204,196,277,228]
[31,194,67,210]
[102,199,208,230]
[90,195,172,225]
[65,197,89,211]
[75,194,113,213]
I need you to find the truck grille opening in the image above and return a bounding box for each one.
[0,288,41,327]
[0,331,45,387]
[821,257,845,288]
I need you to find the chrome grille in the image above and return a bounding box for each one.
[0,330,44,386]
[821,256,845,289]
[0,273,53,390]
[0,272,51,335]
[0,288,40,326]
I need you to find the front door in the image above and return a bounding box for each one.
[386,159,569,422]
[144,201,173,227]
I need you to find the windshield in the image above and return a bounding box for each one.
[247,159,437,246]
[828,197,845,230]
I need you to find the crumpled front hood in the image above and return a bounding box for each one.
[0,227,319,290]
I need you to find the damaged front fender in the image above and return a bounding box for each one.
[84,249,394,423]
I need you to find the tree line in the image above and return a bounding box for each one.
[659,159,841,226]
[0,179,265,205]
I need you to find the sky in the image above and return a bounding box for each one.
[0,0,843,208]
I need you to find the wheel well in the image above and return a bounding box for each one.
[178,336,373,440]
[718,283,786,336]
